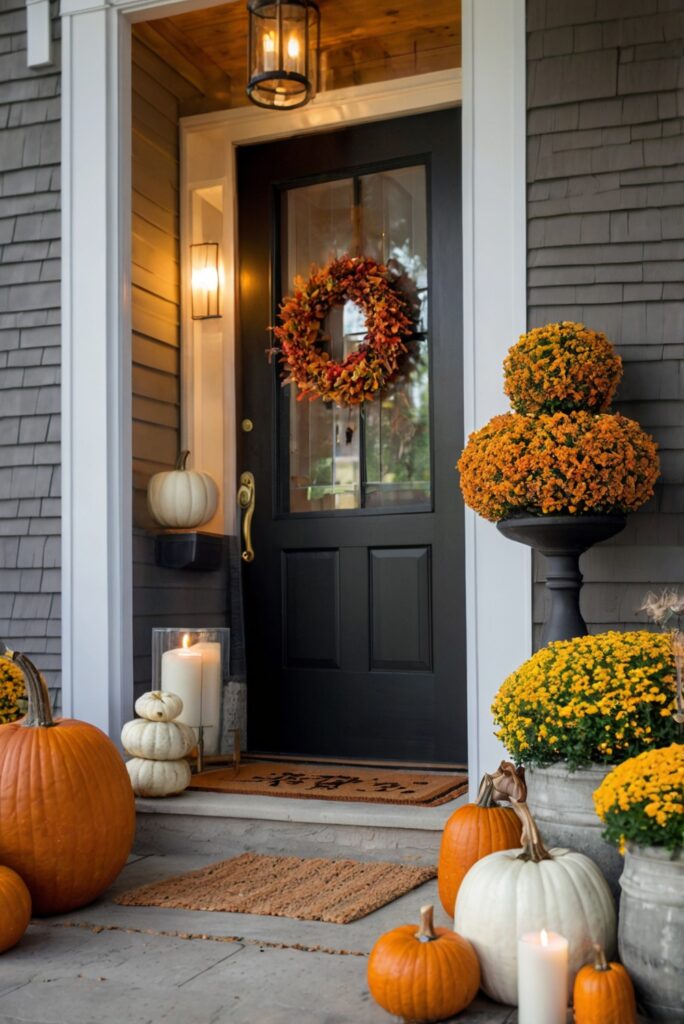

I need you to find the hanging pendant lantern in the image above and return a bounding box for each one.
[246,0,320,110]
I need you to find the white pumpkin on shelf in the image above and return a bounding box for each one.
[147,450,218,529]
[454,801,616,1006]
[122,690,194,797]
[126,757,191,798]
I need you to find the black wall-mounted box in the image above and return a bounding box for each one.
[154,532,224,572]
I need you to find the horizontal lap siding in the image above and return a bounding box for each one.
[129,37,236,706]
[527,0,684,646]
[0,0,61,709]
[131,34,190,530]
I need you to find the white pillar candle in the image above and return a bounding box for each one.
[192,640,222,755]
[517,930,568,1024]
[161,637,203,729]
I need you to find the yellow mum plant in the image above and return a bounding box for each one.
[0,656,26,724]
[458,410,658,522]
[503,321,623,415]
[594,743,684,853]
[492,631,678,770]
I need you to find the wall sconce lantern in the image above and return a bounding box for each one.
[246,0,320,110]
[190,242,221,320]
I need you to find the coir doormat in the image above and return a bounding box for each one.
[115,852,437,924]
[188,762,468,806]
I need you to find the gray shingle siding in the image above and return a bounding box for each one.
[0,0,61,707]
[527,1,684,645]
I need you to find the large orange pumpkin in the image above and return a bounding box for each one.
[0,648,136,915]
[573,944,638,1024]
[0,865,31,953]
[368,904,480,1023]
[438,766,523,916]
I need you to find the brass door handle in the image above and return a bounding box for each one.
[237,471,255,563]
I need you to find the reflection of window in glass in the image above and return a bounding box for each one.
[360,167,428,333]
[282,165,431,514]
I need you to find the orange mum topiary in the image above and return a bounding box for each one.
[504,321,623,415]
[458,410,659,523]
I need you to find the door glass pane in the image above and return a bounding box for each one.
[281,164,430,514]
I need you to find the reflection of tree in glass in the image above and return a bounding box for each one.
[366,345,430,498]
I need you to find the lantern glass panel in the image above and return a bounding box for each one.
[190,242,220,320]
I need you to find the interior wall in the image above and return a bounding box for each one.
[527,0,684,644]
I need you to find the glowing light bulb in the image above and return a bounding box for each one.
[192,266,219,293]
[263,31,276,72]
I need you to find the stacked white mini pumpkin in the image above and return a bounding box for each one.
[122,691,195,797]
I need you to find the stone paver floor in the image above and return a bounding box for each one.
[0,852,527,1024]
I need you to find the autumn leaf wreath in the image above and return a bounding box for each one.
[271,255,414,406]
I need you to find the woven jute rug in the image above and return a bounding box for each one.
[115,852,437,924]
[188,762,468,806]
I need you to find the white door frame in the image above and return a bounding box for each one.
[60,0,529,786]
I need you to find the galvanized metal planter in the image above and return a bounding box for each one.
[497,514,626,644]
[525,762,623,897]
[619,844,684,1022]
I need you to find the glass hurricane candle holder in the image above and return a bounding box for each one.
[151,627,230,759]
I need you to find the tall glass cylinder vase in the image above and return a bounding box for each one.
[151,627,230,756]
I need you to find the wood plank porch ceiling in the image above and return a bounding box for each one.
[134,0,461,116]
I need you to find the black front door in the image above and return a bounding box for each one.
[237,108,465,764]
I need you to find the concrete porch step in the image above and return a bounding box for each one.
[135,790,466,865]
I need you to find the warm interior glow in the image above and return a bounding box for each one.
[263,31,275,54]
[182,633,191,650]
[287,35,300,60]
[540,929,549,947]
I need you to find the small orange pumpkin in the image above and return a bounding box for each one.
[573,944,638,1024]
[0,865,31,953]
[368,904,480,1023]
[0,648,136,915]
[438,764,524,916]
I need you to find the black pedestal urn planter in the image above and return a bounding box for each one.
[497,514,627,645]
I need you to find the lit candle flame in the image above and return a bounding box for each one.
[182,633,191,650]
[540,929,549,947]
[264,31,275,54]
[287,35,300,59]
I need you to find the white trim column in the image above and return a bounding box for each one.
[61,1,133,736]
[462,0,531,786]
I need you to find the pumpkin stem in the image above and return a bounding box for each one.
[175,450,190,470]
[491,760,527,804]
[592,943,610,972]
[475,773,498,808]
[1,644,55,728]
[416,904,438,943]
[510,801,552,863]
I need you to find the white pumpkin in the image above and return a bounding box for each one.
[454,803,616,1006]
[126,757,191,797]
[147,450,218,529]
[121,718,196,761]
[135,690,184,722]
